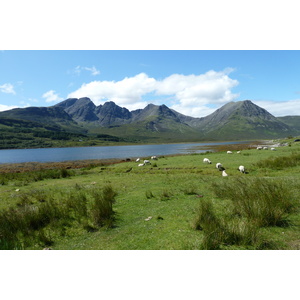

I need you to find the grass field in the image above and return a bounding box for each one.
[0,138,300,250]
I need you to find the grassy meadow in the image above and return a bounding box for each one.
[0,138,300,250]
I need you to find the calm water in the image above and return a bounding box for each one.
[0,141,249,164]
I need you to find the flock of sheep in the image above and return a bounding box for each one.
[136,156,157,167]
[203,157,243,177]
[134,145,277,177]
[203,145,276,176]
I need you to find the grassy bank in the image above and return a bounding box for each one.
[0,139,300,250]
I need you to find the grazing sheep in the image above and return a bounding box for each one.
[216,163,225,171]
[237,151,241,154]
[151,156,158,160]
[270,147,276,151]
[222,170,228,177]
[257,146,263,150]
[203,158,212,164]
[263,146,268,150]
[216,162,222,169]
[138,163,145,167]
[136,158,140,162]
[144,160,151,164]
[227,151,233,154]
[238,165,246,173]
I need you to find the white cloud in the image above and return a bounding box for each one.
[71,65,100,76]
[0,104,18,111]
[0,83,16,95]
[84,66,100,76]
[68,73,157,106]
[67,70,239,116]
[252,99,300,117]
[42,90,63,103]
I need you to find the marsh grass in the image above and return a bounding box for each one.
[193,199,261,249]
[256,152,300,170]
[145,190,155,199]
[0,185,117,249]
[160,189,173,201]
[0,168,74,186]
[212,177,295,227]
[90,185,117,228]
[193,177,297,249]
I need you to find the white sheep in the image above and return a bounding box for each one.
[270,147,276,151]
[263,146,268,150]
[151,156,157,160]
[216,163,225,171]
[257,146,262,150]
[238,165,246,173]
[222,170,228,176]
[138,163,145,167]
[136,158,140,162]
[203,158,212,164]
[144,160,151,164]
[227,151,233,154]
[237,151,241,154]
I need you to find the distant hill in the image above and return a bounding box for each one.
[0,98,299,148]
[189,100,294,140]
[278,116,300,132]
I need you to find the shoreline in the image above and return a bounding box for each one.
[0,140,267,173]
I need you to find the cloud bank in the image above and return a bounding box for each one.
[68,69,239,116]
[253,99,300,117]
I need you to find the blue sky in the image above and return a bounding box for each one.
[1,50,300,117]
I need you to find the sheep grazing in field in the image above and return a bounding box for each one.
[216,163,225,171]
[203,158,212,164]
[238,165,246,173]
[257,146,263,150]
[151,156,158,160]
[222,170,228,177]
[136,158,140,162]
[144,160,151,165]
[263,146,268,150]
[237,151,241,154]
[227,151,233,154]
[138,163,145,167]
[271,147,276,151]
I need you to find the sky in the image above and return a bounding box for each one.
[1,50,300,117]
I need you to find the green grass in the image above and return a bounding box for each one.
[0,140,300,250]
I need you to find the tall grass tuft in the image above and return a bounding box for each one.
[193,199,260,249]
[211,177,295,227]
[256,152,300,169]
[90,185,117,228]
[0,185,118,249]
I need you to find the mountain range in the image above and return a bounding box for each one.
[0,97,299,146]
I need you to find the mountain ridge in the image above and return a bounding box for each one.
[0,98,298,144]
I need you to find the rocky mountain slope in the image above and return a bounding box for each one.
[0,98,298,142]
